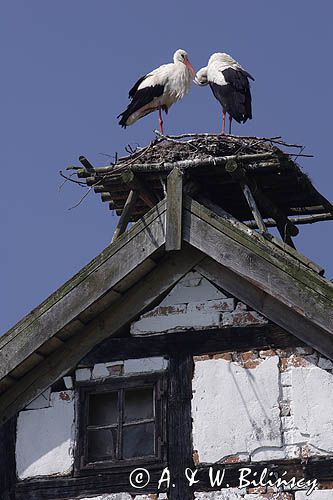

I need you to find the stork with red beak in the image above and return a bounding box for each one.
[118,49,196,133]
[195,52,254,134]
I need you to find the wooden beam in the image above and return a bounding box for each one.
[121,170,159,208]
[0,200,167,382]
[225,159,299,239]
[0,247,204,424]
[81,324,301,365]
[168,353,194,500]
[166,168,183,251]
[78,155,95,173]
[225,160,267,234]
[246,213,333,227]
[196,195,324,275]
[197,256,333,361]
[111,189,138,241]
[0,417,16,499]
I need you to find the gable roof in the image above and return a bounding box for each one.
[1,190,333,424]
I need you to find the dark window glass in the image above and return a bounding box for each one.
[78,376,165,470]
[87,428,117,460]
[89,392,118,426]
[124,387,154,423]
[123,422,155,459]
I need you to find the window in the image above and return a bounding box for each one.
[76,374,167,472]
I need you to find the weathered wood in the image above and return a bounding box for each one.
[81,324,301,366]
[185,196,333,302]
[197,256,333,361]
[196,195,324,275]
[121,170,159,208]
[225,160,267,234]
[225,159,299,238]
[246,213,333,227]
[0,417,16,499]
[168,353,194,500]
[194,457,333,490]
[0,200,167,382]
[166,168,183,251]
[15,468,165,499]
[112,189,139,241]
[78,155,95,173]
[0,247,204,424]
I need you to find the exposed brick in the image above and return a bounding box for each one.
[193,450,200,465]
[276,348,295,357]
[244,359,262,369]
[280,358,290,372]
[107,364,123,376]
[212,352,233,360]
[222,310,267,327]
[222,455,242,464]
[240,351,258,362]
[259,349,276,358]
[193,355,210,362]
[247,486,267,493]
[320,481,333,489]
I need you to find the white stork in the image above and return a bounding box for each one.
[118,49,196,134]
[195,52,254,134]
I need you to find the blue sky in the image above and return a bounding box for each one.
[1,1,333,333]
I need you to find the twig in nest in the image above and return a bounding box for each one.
[68,186,94,210]
[59,170,87,190]
[154,130,199,151]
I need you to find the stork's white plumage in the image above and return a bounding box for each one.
[195,52,254,134]
[118,49,196,133]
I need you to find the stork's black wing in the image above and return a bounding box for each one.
[128,75,147,99]
[212,67,254,123]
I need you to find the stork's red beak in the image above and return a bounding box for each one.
[185,58,196,77]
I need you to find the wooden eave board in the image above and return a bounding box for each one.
[0,200,167,382]
[95,158,331,223]
[0,247,204,423]
[183,196,333,358]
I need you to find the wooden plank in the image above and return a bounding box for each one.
[168,353,194,500]
[15,468,165,499]
[121,170,159,208]
[185,196,333,302]
[112,189,139,241]
[225,159,299,238]
[225,160,267,234]
[81,324,299,365]
[0,417,16,499]
[0,198,166,351]
[197,195,324,275]
[0,202,167,382]
[0,247,204,424]
[166,168,183,251]
[194,457,333,490]
[184,204,333,331]
[196,257,333,360]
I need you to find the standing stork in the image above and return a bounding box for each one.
[118,49,196,134]
[195,52,254,134]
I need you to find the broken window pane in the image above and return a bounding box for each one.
[87,427,117,461]
[124,387,154,423]
[89,392,118,426]
[123,422,155,459]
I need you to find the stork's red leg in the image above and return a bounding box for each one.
[229,115,232,134]
[221,111,226,135]
[158,107,164,134]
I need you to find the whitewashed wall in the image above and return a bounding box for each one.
[192,348,333,464]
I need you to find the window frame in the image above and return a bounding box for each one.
[74,372,167,475]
